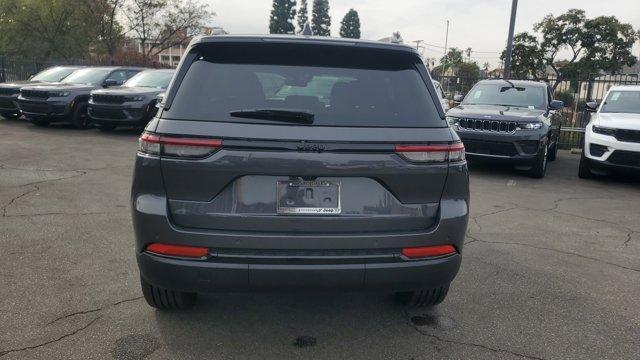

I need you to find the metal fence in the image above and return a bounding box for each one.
[0,54,171,83]
[432,74,640,149]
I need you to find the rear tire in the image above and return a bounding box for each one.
[395,284,450,308]
[578,149,593,179]
[71,102,92,129]
[140,276,197,310]
[527,143,548,178]
[30,117,50,127]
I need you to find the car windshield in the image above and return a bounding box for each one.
[600,90,640,114]
[124,71,174,89]
[463,83,547,110]
[31,67,77,82]
[164,43,443,127]
[61,68,111,85]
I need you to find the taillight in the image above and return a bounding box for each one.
[139,132,222,158]
[395,142,465,163]
[146,243,209,259]
[402,245,457,259]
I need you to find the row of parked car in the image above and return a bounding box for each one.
[0,66,174,130]
[433,79,640,179]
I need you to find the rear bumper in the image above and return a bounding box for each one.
[138,251,461,292]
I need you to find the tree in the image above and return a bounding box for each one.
[312,0,331,36]
[465,47,472,61]
[440,48,464,75]
[457,61,480,78]
[532,9,638,89]
[0,0,98,60]
[80,0,125,57]
[269,0,296,34]
[500,32,545,80]
[339,9,360,39]
[126,0,213,63]
[296,0,308,32]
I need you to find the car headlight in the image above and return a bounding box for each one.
[49,91,69,97]
[592,125,616,136]
[124,95,145,102]
[447,116,460,126]
[516,122,542,130]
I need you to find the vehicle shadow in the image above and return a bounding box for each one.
[150,292,438,358]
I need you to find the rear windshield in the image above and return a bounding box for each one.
[463,83,547,110]
[163,43,443,127]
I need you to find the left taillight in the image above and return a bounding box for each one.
[138,132,222,158]
[395,142,465,163]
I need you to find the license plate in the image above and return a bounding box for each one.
[277,180,341,215]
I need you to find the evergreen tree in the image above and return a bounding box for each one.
[339,9,360,38]
[269,0,297,34]
[312,0,331,36]
[296,0,308,33]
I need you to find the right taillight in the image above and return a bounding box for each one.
[138,132,222,158]
[395,142,465,163]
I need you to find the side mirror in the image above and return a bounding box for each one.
[103,79,121,87]
[549,100,564,110]
[453,94,464,104]
[155,93,165,109]
[585,101,599,112]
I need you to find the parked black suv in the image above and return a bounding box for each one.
[18,67,144,128]
[89,69,174,131]
[0,66,82,119]
[132,35,469,310]
[447,79,563,178]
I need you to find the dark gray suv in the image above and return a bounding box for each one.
[132,35,469,309]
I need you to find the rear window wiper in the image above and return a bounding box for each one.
[230,109,314,124]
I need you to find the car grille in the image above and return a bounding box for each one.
[462,139,518,157]
[92,94,125,104]
[19,102,49,114]
[21,90,49,99]
[615,129,640,143]
[89,107,127,119]
[0,87,19,96]
[608,150,640,167]
[458,118,517,133]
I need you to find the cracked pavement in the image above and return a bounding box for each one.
[1,119,639,359]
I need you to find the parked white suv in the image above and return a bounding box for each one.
[579,86,640,178]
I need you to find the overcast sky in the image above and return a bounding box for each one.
[207,0,640,68]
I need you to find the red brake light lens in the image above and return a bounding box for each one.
[395,143,465,163]
[402,245,457,259]
[139,132,221,158]
[146,243,209,259]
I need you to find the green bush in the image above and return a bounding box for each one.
[554,90,575,108]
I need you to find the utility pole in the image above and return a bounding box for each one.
[444,20,450,55]
[503,0,518,79]
[412,40,424,51]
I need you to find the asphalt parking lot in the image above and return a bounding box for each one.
[1,119,639,360]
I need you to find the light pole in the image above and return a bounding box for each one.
[503,0,518,79]
[444,20,450,55]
